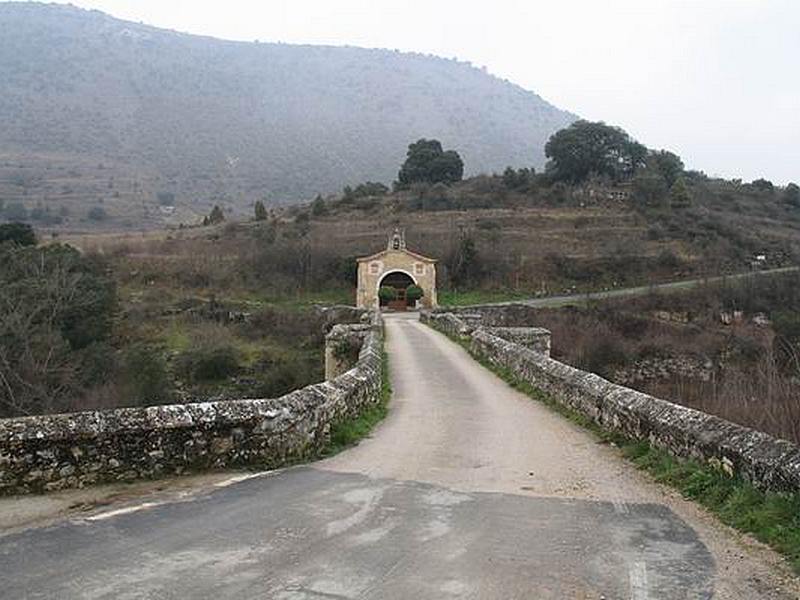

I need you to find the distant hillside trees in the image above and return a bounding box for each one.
[0,222,36,246]
[545,120,647,183]
[254,200,268,221]
[669,177,692,208]
[342,182,389,201]
[502,167,537,191]
[397,139,464,188]
[784,183,800,207]
[204,205,225,226]
[648,150,684,186]
[751,178,774,193]
[447,230,483,289]
[631,171,669,206]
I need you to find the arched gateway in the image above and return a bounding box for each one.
[356,229,437,309]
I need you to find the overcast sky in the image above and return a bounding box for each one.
[21,0,800,184]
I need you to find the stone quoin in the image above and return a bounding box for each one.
[356,229,437,310]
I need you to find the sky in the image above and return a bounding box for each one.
[15,0,800,183]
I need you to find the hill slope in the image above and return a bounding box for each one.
[0,2,575,227]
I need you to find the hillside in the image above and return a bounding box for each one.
[0,2,575,230]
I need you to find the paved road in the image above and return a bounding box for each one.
[1,315,797,599]
[479,266,799,309]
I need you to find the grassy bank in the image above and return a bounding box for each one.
[452,333,800,574]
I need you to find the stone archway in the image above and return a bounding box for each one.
[378,270,416,308]
[356,229,437,309]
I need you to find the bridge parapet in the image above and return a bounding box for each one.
[425,309,800,494]
[0,312,384,496]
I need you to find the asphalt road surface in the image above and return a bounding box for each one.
[1,314,798,599]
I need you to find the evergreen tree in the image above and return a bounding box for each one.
[254,200,268,221]
[311,194,327,216]
[669,177,691,208]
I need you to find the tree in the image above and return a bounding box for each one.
[311,194,327,216]
[378,286,397,303]
[502,167,536,190]
[406,285,424,303]
[447,230,483,289]
[397,139,464,187]
[783,183,800,207]
[254,200,268,221]
[631,171,668,206]
[751,178,774,193]
[669,177,691,208]
[0,223,36,247]
[0,244,117,416]
[207,205,225,225]
[648,150,684,186]
[544,120,647,183]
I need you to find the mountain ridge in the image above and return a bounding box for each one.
[0,2,576,227]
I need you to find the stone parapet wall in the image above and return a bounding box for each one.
[325,323,372,379]
[426,311,800,493]
[0,315,384,496]
[419,311,473,338]
[487,327,551,356]
[432,303,541,327]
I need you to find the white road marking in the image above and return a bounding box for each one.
[612,499,630,515]
[212,471,272,488]
[629,561,649,600]
[82,472,276,522]
[84,502,161,522]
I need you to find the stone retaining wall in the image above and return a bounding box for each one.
[0,315,383,496]
[423,310,800,494]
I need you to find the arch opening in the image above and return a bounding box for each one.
[378,270,416,308]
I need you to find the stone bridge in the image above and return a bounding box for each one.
[1,308,799,598]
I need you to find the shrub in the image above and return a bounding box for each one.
[121,344,173,405]
[255,359,308,398]
[175,326,241,382]
[378,286,397,302]
[406,284,424,302]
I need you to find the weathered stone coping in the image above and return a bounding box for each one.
[0,314,384,496]
[422,310,800,494]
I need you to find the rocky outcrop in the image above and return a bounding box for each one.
[423,310,800,494]
[0,315,383,496]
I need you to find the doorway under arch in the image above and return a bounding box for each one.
[378,270,416,308]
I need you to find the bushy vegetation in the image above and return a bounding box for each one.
[174,325,242,384]
[0,242,117,417]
